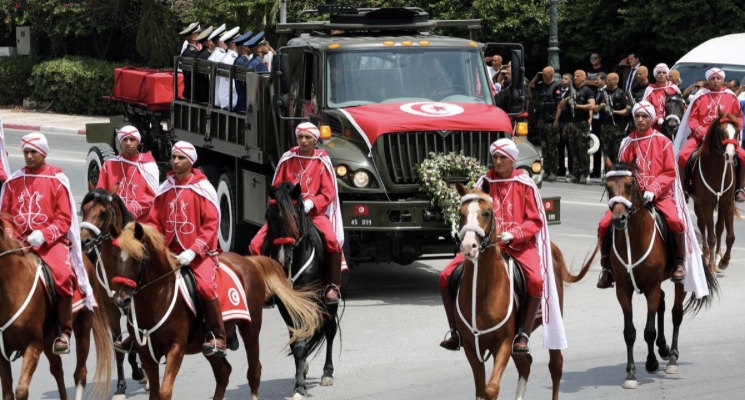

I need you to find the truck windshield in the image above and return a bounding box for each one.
[326,48,494,108]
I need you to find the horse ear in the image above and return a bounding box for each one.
[109,224,120,239]
[480,178,490,195]
[455,181,467,196]
[292,183,302,200]
[109,183,119,197]
[605,156,614,171]
[134,222,145,241]
[88,180,95,192]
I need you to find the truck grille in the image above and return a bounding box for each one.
[378,131,502,185]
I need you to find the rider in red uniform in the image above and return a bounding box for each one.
[642,63,682,133]
[96,126,159,221]
[675,67,745,201]
[438,139,566,354]
[249,122,344,304]
[147,141,226,357]
[0,133,93,355]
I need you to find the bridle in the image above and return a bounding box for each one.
[80,197,116,252]
[606,169,642,220]
[268,199,313,285]
[456,194,497,254]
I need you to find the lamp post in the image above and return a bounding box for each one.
[548,0,560,76]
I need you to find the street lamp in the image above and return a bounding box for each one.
[547,0,560,75]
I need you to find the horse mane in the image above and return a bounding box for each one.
[82,188,135,225]
[270,182,301,239]
[0,213,41,271]
[117,222,178,270]
[701,112,742,156]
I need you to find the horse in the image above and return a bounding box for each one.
[662,92,686,140]
[689,112,741,273]
[261,181,340,400]
[576,160,718,389]
[0,216,113,400]
[453,181,585,400]
[109,221,322,400]
[80,185,147,399]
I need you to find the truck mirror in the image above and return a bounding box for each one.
[276,53,291,96]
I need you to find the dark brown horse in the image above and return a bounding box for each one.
[0,216,113,400]
[662,93,686,140]
[454,182,583,400]
[80,185,147,399]
[577,160,718,389]
[110,221,322,400]
[689,112,741,273]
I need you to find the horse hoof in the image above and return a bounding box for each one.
[321,375,334,386]
[622,379,638,389]
[646,367,659,374]
[145,380,150,391]
[666,364,679,374]
[292,393,306,400]
[718,262,729,271]
[112,394,126,400]
[140,376,149,385]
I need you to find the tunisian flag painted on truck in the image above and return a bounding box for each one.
[338,102,513,150]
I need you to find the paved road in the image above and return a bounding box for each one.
[4,129,745,399]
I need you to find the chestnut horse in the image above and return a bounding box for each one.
[689,112,741,273]
[109,221,322,400]
[0,216,113,400]
[454,182,584,400]
[80,186,146,399]
[577,160,718,389]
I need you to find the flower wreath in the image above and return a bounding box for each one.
[417,152,487,237]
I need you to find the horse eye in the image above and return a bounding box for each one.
[481,211,491,218]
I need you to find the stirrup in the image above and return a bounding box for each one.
[324,283,341,305]
[512,333,531,354]
[597,268,614,289]
[53,333,71,355]
[671,266,685,283]
[736,189,745,203]
[202,332,227,357]
[439,329,461,351]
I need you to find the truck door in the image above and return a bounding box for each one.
[299,51,317,119]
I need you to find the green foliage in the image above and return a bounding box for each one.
[0,55,40,105]
[29,57,122,115]
[137,0,181,68]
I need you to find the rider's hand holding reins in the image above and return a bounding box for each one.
[27,230,45,247]
[176,249,196,266]
[303,199,314,213]
[643,191,654,204]
[499,232,513,243]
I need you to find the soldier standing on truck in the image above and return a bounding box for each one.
[529,66,563,181]
[179,23,200,100]
[193,26,214,103]
[245,32,269,72]
[217,27,240,110]
[232,30,254,112]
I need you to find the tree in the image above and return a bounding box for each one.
[137,0,180,68]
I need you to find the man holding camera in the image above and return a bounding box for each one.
[530,66,563,181]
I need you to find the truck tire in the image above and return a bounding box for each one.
[86,144,116,188]
[217,172,238,252]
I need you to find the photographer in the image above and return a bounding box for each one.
[530,66,563,181]
[682,79,705,103]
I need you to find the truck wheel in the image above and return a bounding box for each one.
[86,144,116,188]
[217,172,238,252]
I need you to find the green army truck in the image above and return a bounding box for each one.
[85,5,560,269]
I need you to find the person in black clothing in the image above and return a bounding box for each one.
[554,73,574,176]
[593,72,630,164]
[614,53,641,94]
[193,26,215,103]
[529,66,563,181]
[556,70,595,184]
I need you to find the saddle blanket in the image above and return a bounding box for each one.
[39,266,98,314]
[178,262,251,322]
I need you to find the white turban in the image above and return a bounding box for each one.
[295,122,320,141]
[489,138,519,162]
[21,132,49,157]
[116,125,141,142]
[705,67,725,81]
[653,63,669,77]
[172,141,198,165]
[632,100,657,122]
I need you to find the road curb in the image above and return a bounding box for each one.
[3,123,85,135]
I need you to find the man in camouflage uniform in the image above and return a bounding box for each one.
[593,72,631,164]
[529,66,563,181]
[556,70,595,183]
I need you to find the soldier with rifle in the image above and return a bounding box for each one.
[555,70,595,184]
[593,72,631,163]
[529,66,563,181]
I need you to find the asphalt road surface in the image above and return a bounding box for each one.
[3,129,745,399]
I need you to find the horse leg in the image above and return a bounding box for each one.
[547,349,563,400]
[0,356,15,400]
[719,205,736,269]
[159,346,186,400]
[137,349,161,400]
[615,288,637,389]
[15,344,42,400]
[206,355,232,400]
[321,310,338,386]
[238,319,262,400]
[694,202,709,263]
[666,283,686,374]
[42,347,67,400]
[714,210,725,269]
[462,339,487,399]
[643,289,660,374]
[706,216,718,275]
[289,339,309,400]
[655,290,670,360]
[510,351,533,400]
[483,339,512,400]
[128,350,146,382]
[72,312,92,400]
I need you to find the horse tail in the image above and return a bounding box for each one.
[563,238,600,283]
[683,263,720,316]
[89,304,114,400]
[252,256,324,342]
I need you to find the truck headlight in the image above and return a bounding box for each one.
[335,164,348,177]
[531,161,542,174]
[352,170,370,187]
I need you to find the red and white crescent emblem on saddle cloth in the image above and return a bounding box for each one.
[178,263,251,322]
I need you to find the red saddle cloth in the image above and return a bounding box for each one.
[38,266,98,314]
[178,263,251,322]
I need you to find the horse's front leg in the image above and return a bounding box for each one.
[666,283,686,374]
[321,309,338,387]
[461,336,487,399]
[289,338,308,400]
[714,207,726,267]
[15,344,42,400]
[159,344,186,400]
[615,286,637,389]
[137,347,161,400]
[484,338,512,400]
[643,289,660,374]
[655,290,670,360]
[719,204,736,269]
[705,215,718,274]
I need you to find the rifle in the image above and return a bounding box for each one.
[626,88,636,107]
[569,83,577,118]
[602,88,616,125]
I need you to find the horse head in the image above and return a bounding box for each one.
[455,180,498,259]
[264,182,306,269]
[702,110,742,165]
[109,221,173,309]
[604,158,642,231]
[663,93,685,138]
[80,185,132,253]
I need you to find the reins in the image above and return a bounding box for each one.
[697,119,738,217]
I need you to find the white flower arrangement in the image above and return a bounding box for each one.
[417,152,487,237]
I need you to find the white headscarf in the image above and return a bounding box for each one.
[632,100,657,122]
[172,141,197,164]
[116,125,141,143]
[296,122,321,141]
[705,67,725,81]
[21,132,49,157]
[489,138,519,161]
[653,63,669,77]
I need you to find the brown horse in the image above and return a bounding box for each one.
[80,185,147,399]
[109,221,322,400]
[0,216,113,400]
[577,160,718,389]
[454,182,583,400]
[689,112,741,273]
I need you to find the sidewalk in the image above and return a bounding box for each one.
[0,107,110,135]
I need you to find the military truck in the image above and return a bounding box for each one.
[86,5,560,268]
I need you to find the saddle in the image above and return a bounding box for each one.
[448,254,527,314]
[648,205,677,275]
[685,149,700,191]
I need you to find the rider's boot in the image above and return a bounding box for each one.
[672,231,687,282]
[324,251,342,305]
[202,298,227,357]
[513,294,542,354]
[736,160,745,202]
[596,234,614,289]
[53,295,73,355]
[439,285,460,351]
